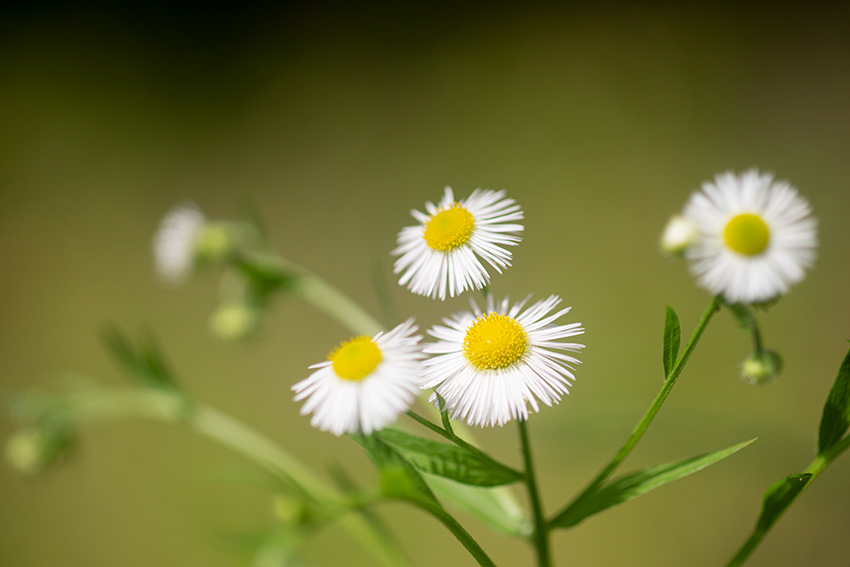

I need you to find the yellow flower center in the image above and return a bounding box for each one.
[423,205,475,251]
[463,313,529,371]
[724,213,771,256]
[329,336,383,381]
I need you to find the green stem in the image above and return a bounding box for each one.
[728,434,850,566]
[519,419,551,567]
[57,388,409,567]
[413,499,498,567]
[549,295,721,527]
[238,251,385,336]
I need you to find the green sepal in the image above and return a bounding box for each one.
[375,428,522,487]
[551,438,756,529]
[818,346,850,455]
[662,305,681,378]
[100,327,178,391]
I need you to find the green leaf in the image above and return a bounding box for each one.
[423,474,531,537]
[727,473,813,566]
[818,346,850,454]
[551,438,756,529]
[662,306,681,378]
[376,429,522,487]
[352,433,439,506]
[101,327,178,391]
[756,473,812,532]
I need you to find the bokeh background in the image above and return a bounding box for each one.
[2,2,849,566]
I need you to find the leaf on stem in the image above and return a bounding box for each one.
[376,429,522,487]
[663,306,681,378]
[755,473,812,532]
[353,433,439,506]
[101,327,178,391]
[551,438,756,529]
[818,346,850,455]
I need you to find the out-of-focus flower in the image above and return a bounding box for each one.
[679,169,817,303]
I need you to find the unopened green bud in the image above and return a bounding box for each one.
[741,350,783,385]
[272,494,311,525]
[661,215,698,256]
[209,302,260,340]
[5,428,73,475]
[195,222,238,265]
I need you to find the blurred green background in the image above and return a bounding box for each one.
[2,2,849,566]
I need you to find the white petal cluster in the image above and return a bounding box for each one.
[292,320,424,436]
[152,203,207,284]
[422,295,584,428]
[393,187,523,300]
[682,170,818,303]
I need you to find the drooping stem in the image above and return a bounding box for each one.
[519,419,551,567]
[50,388,409,567]
[550,295,721,527]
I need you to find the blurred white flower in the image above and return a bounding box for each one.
[681,170,817,303]
[152,202,207,284]
[661,215,699,256]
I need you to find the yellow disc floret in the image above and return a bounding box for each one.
[724,213,771,256]
[329,336,383,381]
[423,204,475,251]
[463,313,529,371]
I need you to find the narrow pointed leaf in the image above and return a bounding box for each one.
[376,429,522,487]
[100,327,177,390]
[551,438,755,529]
[727,473,812,566]
[818,346,850,454]
[662,306,681,378]
[756,473,812,531]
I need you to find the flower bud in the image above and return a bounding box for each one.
[195,222,238,266]
[661,215,698,256]
[741,350,783,385]
[209,302,260,340]
[5,428,73,475]
[272,494,311,525]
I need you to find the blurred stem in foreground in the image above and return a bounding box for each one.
[8,387,409,567]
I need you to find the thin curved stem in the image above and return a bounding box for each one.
[519,419,551,567]
[51,388,410,567]
[550,295,721,527]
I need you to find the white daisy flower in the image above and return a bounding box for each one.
[392,187,524,300]
[292,320,424,436]
[682,170,818,303]
[152,202,207,284]
[422,295,584,428]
